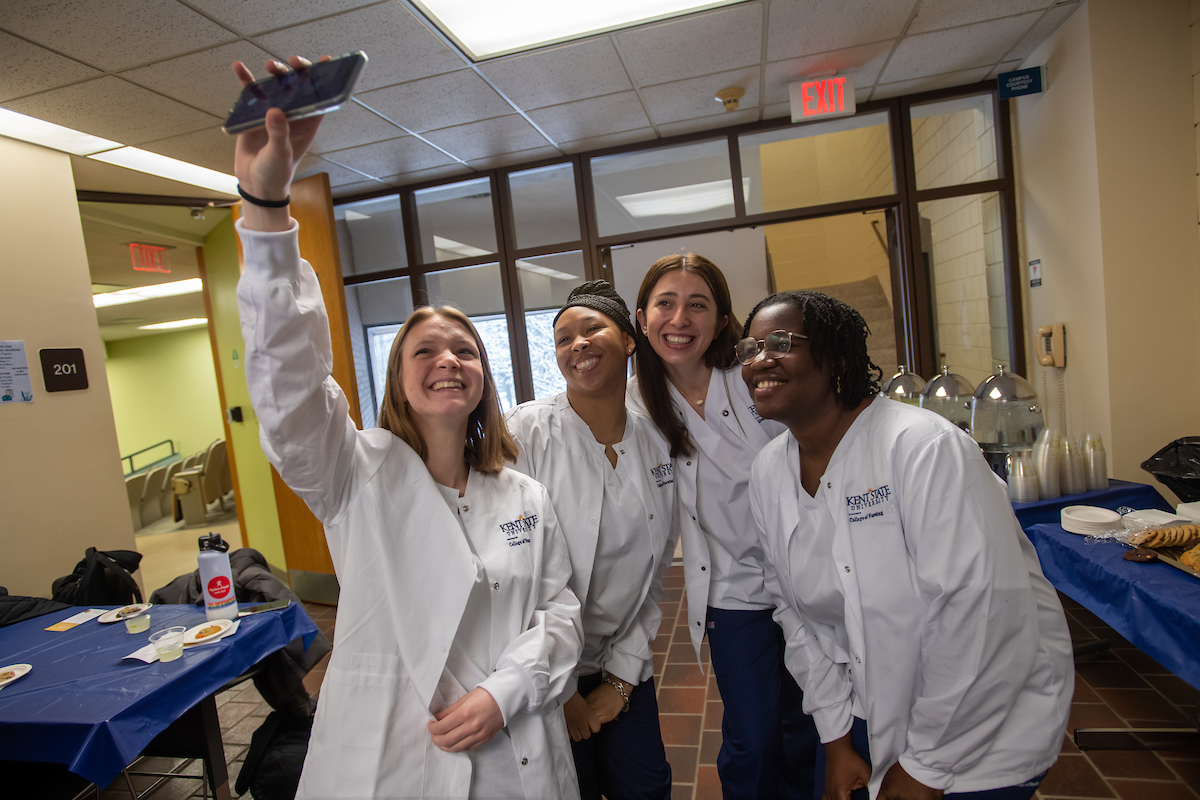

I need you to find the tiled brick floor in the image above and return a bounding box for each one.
[100,573,1200,799]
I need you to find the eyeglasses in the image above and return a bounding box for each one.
[735,330,807,365]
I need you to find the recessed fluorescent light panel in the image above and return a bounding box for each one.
[0,108,121,156]
[89,147,238,196]
[93,278,203,308]
[617,178,751,218]
[412,0,744,60]
[138,318,209,331]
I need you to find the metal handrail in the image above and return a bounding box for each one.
[121,439,177,476]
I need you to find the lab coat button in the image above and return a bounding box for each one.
[855,656,861,663]
[649,514,654,520]
[701,566,706,571]
[844,566,850,573]
[462,505,470,512]
[619,449,625,455]
[493,582,500,590]
[696,621,701,626]
[520,757,529,766]
[686,461,692,466]
[722,410,729,416]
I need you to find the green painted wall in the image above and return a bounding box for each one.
[203,217,287,570]
[105,327,225,462]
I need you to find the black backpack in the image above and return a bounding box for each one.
[235,709,314,800]
[51,548,143,605]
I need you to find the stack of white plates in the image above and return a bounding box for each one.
[1061,505,1122,535]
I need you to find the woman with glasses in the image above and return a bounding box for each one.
[232,56,583,800]
[741,290,1072,800]
[629,254,819,800]
[505,280,676,800]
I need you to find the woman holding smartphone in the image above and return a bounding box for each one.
[629,254,818,800]
[232,56,582,799]
[506,281,676,800]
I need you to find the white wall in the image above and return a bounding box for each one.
[0,136,138,597]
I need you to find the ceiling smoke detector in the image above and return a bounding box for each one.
[715,87,745,112]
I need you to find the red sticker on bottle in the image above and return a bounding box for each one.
[207,575,231,600]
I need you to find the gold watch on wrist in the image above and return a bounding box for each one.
[602,675,631,713]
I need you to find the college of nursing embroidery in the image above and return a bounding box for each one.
[651,462,674,488]
[747,404,764,423]
[499,514,536,547]
[846,485,892,524]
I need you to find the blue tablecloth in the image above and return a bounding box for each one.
[1011,478,1172,529]
[0,603,318,787]
[1025,522,1200,690]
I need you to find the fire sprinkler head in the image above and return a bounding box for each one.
[715,87,745,112]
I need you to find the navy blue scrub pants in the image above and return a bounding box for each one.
[571,672,672,800]
[814,717,1048,800]
[706,606,818,800]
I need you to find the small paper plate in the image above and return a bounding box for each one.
[1061,505,1122,536]
[98,603,152,624]
[183,619,233,646]
[0,664,32,689]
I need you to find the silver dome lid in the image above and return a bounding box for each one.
[920,366,972,401]
[972,364,1038,402]
[881,365,926,403]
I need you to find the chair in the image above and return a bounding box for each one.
[159,462,182,519]
[173,471,207,527]
[125,473,147,531]
[138,466,167,528]
[199,440,230,512]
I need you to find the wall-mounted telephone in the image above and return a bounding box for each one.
[1037,323,1065,367]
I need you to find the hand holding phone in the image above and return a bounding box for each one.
[223,51,368,135]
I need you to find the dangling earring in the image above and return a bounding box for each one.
[836,376,842,395]
[627,346,634,355]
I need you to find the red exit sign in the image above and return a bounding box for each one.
[130,242,171,274]
[790,76,856,122]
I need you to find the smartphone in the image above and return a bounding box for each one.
[222,51,368,135]
[238,599,291,616]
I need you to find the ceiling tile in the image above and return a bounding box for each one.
[295,154,373,186]
[119,41,277,117]
[527,92,651,144]
[356,70,512,133]
[762,41,892,104]
[332,179,391,198]
[1,0,235,72]
[558,128,658,155]
[909,0,1052,34]
[310,101,408,154]
[766,0,914,62]
[185,0,380,36]
[422,115,552,162]
[1006,3,1079,64]
[640,68,760,125]
[616,4,763,87]
[138,125,236,173]
[989,60,1022,79]
[479,38,632,110]
[320,135,460,177]
[3,76,221,144]
[762,102,792,121]
[0,31,102,102]
[383,163,473,188]
[252,3,464,92]
[874,66,993,98]
[656,108,761,137]
[882,13,1041,83]
[466,146,564,171]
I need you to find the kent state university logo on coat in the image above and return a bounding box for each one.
[651,462,674,488]
[499,514,537,547]
[846,485,892,524]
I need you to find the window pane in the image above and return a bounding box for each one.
[517,250,587,400]
[508,163,581,249]
[910,93,997,191]
[335,195,407,276]
[918,192,1008,387]
[413,177,498,264]
[346,276,413,427]
[590,139,736,237]
[739,112,893,214]
[423,262,516,412]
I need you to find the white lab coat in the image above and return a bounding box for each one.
[237,220,583,800]
[749,399,1073,798]
[628,368,786,658]
[505,394,678,698]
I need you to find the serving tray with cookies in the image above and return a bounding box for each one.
[1124,524,1200,579]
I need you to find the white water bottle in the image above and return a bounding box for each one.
[198,533,238,621]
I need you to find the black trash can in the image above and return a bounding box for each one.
[1141,437,1200,503]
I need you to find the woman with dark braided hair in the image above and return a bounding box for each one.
[741,291,1073,800]
[629,255,819,800]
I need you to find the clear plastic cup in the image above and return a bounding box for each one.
[124,612,150,634]
[149,626,186,662]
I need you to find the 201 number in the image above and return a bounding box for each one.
[54,363,77,375]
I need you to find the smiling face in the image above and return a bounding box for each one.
[554,306,634,396]
[398,314,485,431]
[636,269,728,376]
[741,302,836,428]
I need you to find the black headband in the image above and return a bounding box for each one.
[552,280,637,340]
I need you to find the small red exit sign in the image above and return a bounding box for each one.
[130,243,171,274]
[789,76,856,122]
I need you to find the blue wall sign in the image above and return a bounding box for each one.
[998,66,1045,99]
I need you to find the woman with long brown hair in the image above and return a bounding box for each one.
[232,55,582,799]
[629,254,818,800]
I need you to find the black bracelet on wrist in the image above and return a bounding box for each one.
[238,184,290,208]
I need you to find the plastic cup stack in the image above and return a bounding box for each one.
[1080,433,1109,491]
[1033,429,1061,500]
[1060,438,1087,496]
[1007,451,1039,503]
